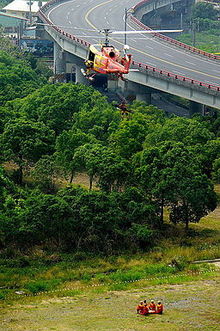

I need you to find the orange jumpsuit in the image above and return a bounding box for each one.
[136,304,144,314]
[149,302,156,312]
[140,305,149,315]
[157,303,163,314]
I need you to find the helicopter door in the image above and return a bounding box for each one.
[88,50,95,62]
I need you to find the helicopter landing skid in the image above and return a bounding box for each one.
[80,68,95,81]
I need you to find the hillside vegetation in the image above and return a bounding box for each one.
[0,36,220,255]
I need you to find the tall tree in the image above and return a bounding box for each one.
[55,129,94,183]
[0,119,55,184]
[169,174,217,231]
[73,143,107,190]
[133,141,217,229]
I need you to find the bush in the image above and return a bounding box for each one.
[72,252,88,262]
[25,279,60,294]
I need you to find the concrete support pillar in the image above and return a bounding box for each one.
[118,79,127,94]
[136,92,151,104]
[127,81,152,104]
[189,101,205,117]
[54,42,66,74]
[107,76,118,91]
[66,63,75,83]
[75,65,90,85]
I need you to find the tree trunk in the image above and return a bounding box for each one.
[185,218,189,232]
[89,174,93,191]
[69,170,74,183]
[160,197,164,225]
[184,201,189,232]
[18,164,23,185]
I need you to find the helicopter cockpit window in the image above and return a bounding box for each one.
[109,51,115,58]
[88,51,95,62]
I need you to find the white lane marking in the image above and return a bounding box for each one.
[185,61,196,66]
[164,53,174,58]
[48,1,76,21]
[172,71,184,75]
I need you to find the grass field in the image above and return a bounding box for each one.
[176,30,220,54]
[0,186,219,330]
[1,275,219,330]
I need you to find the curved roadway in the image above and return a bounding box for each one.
[46,0,220,87]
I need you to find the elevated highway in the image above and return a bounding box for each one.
[38,0,220,110]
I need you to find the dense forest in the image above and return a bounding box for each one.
[0,36,220,255]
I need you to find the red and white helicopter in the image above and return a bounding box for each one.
[81,28,182,81]
[33,23,182,80]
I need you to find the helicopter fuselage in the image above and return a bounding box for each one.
[85,45,132,77]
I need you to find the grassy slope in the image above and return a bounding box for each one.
[0,186,219,330]
[176,30,220,54]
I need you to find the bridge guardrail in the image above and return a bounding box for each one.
[131,0,220,61]
[132,61,220,93]
[38,0,220,94]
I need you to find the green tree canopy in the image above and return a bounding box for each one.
[145,116,214,148]
[55,129,95,183]
[109,105,165,159]
[192,2,218,20]
[8,83,108,135]
[0,51,45,105]
[133,141,217,229]
[0,119,55,184]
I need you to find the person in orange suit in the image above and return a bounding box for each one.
[149,300,156,312]
[140,301,149,315]
[156,301,163,314]
[136,301,144,314]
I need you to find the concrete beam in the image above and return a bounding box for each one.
[127,71,220,109]
[54,42,65,74]
[189,101,205,117]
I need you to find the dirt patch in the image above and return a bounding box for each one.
[1,277,220,331]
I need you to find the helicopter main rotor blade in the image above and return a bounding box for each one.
[111,29,183,34]
[34,23,99,32]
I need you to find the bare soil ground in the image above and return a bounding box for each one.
[1,276,220,331]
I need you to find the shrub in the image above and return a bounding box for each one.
[25,279,60,294]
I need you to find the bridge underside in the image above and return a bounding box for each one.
[125,71,220,109]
